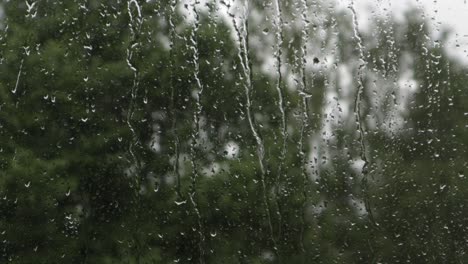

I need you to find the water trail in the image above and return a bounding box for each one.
[126,0,143,188]
[168,0,184,201]
[221,0,277,254]
[273,0,287,244]
[12,59,24,94]
[348,1,378,228]
[126,0,145,260]
[349,1,367,172]
[244,1,278,254]
[188,0,206,262]
[385,12,398,78]
[11,0,35,95]
[298,0,311,254]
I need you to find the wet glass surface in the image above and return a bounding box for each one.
[1,0,468,263]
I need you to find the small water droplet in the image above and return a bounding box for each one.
[174,200,187,205]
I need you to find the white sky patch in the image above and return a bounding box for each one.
[224,141,240,159]
[149,134,161,153]
[338,0,468,65]
[178,0,211,25]
[351,158,366,175]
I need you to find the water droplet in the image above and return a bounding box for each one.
[174,200,187,205]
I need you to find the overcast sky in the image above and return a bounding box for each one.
[342,0,468,64]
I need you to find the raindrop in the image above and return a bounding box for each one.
[174,200,187,206]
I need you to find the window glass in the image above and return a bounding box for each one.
[0,0,467,262]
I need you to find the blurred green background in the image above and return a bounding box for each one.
[0,0,467,263]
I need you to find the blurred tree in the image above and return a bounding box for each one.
[0,0,466,263]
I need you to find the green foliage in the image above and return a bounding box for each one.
[0,0,467,263]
